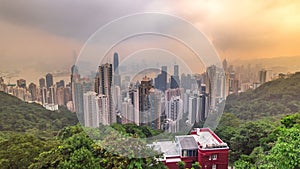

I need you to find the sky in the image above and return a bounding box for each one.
[0,0,300,83]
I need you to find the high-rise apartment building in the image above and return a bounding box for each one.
[46,73,53,89]
[39,78,46,88]
[28,83,37,101]
[259,69,267,84]
[83,91,99,127]
[94,63,115,124]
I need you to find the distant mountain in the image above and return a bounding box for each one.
[231,55,300,73]
[225,72,300,120]
[0,92,78,133]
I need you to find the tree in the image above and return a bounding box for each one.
[192,162,201,169]
[262,127,300,169]
[177,161,185,169]
[0,133,57,169]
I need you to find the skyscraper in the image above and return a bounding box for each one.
[97,94,110,125]
[113,52,121,87]
[56,86,65,106]
[167,96,183,121]
[222,59,228,72]
[113,52,119,74]
[46,73,53,89]
[48,86,56,104]
[149,88,162,129]
[73,82,84,122]
[174,65,179,76]
[259,69,267,84]
[138,76,153,126]
[39,78,46,88]
[28,83,37,101]
[94,63,115,124]
[170,65,180,89]
[188,96,197,125]
[83,91,99,127]
[129,87,139,125]
[154,66,167,92]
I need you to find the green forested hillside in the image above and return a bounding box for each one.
[0,92,166,168]
[0,92,78,132]
[225,72,300,120]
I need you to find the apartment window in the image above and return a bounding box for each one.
[212,164,217,169]
[212,154,217,160]
[209,154,217,160]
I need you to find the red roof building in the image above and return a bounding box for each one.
[151,128,229,169]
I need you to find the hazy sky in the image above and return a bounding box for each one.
[0,0,300,83]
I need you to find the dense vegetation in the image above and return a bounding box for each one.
[0,92,78,133]
[215,112,300,168]
[225,72,300,120]
[0,92,167,168]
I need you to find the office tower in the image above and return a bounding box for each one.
[83,91,99,127]
[138,76,153,126]
[148,89,162,129]
[129,87,139,125]
[94,63,115,124]
[161,66,167,91]
[170,76,179,89]
[154,66,167,92]
[170,65,180,89]
[97,94,109,125]
[113,52,119,74]
[71,65,80,84]
[197,93,209,122]
[188,96,197,125]
[259,69,267,84]
[174,65,179,76]
[17,79,26,88]
[113,52,121,87]
[46,73,53,89]
[72,82,84,122]
[28,83,37,101]
[181,73,192,90]
[216,70,227,98]
[39,78,46,88]
[206,65,217,110]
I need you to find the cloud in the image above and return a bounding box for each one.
[0,0,150,41]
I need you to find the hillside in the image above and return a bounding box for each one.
[0,92,78,133]
[225,72,300,120]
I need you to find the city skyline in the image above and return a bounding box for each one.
[0,1,300,84]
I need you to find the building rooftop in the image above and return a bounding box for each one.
[151,141,179,158]
[176,135,198,150]
[191,128,228,149]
